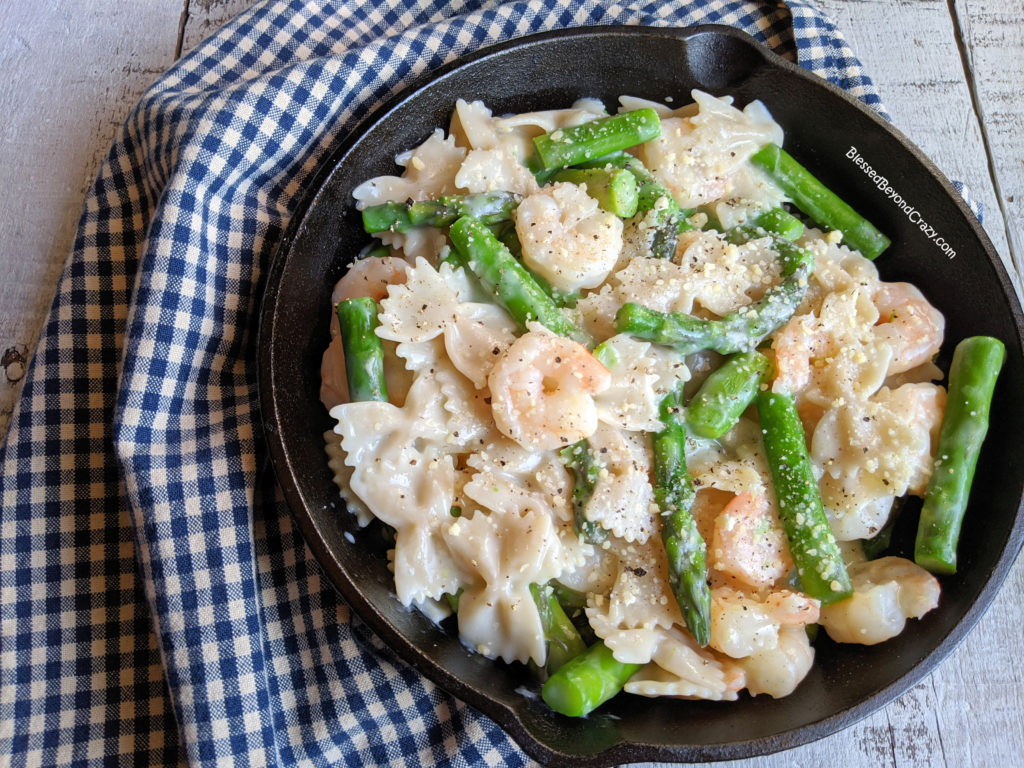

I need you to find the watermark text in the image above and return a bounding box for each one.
[846,146,955,258]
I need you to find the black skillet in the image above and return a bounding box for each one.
[258,25,1024,766]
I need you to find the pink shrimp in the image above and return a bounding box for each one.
[769,313,824,396]
[487,327,611,451]
[709,586,820,659]
[710,492,793,590]
[872,281,944,375]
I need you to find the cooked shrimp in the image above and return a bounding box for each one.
[332,255,409,304]
[872,281,944,375]
[320,335,350,410]
[819,556,940,645]
[736,624,815,698]
[709,587,819,659]
[690,487,734,550]
[710,492,793,589]
[515,182,623,293]
[488,326,611,451]
[770,312,825,395]
[320,256,410,410]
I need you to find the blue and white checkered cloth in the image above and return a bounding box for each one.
[0,1,981,766]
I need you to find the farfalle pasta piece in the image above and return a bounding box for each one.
[595,335,690,432]
[460,436,594,574]
[444,508,564,664]
[706,162,788,231]
[381,258,516,389]
[442,302,517,389]
[608,255,694,314]
[392,337,498,454]
[463,437,573,526]
[437,364,500,452]
[450,99,546,196]
[456,148,540,197]
[637,89,783,209]
[812,382,944,493]
[585,424,657,544]
[332,372,461,606]
[672,230,782,317]
[572,251,700,339]
[378,258,473,343]
[798,230,881,306]
[586,532,682,643]
[374,226,450,265]
[452,98,605,159]
[323,430,373,527]
[352,129,465,206]
[622,625,744,701]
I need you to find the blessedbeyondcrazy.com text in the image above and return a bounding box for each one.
[846,146,956,258]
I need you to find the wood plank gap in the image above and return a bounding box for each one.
[928,677,951,768]
[176,0,192,60]
[885,713,898,767]
[944,0,1019,270]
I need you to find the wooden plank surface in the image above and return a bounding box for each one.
[1,2,1021,766]
[952,0,1024,299]
[0,0,252,436]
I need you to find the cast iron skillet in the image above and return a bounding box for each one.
[258,25,1024,765]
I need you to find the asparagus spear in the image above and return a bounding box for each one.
[714,207,805,242]
[559,440,609,546]
[756,390,852,604]
[653,385,712,646]
[360,201,412,234]
[754,206,805,241]
[915,335,1005,573]
[550,167,639,218]
[336,297,389,402]
[448,216,593,346]
[530,583,588,676]
[532,108,661,170]
[439,245,467,270]
[584,154,693,259]
[550,582,588,615]
[444,588,462,614]
[614,237,813,355]
[750,143,891,259]
[361,191,521,233]
[591,339,619,369]
[862,511,897,560]
[550,582,598,646]
[686,350,773,439]
[541,641,642,717]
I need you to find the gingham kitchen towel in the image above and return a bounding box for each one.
[0,1,978,766]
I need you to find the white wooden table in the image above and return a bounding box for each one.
[2,2,1021,766]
